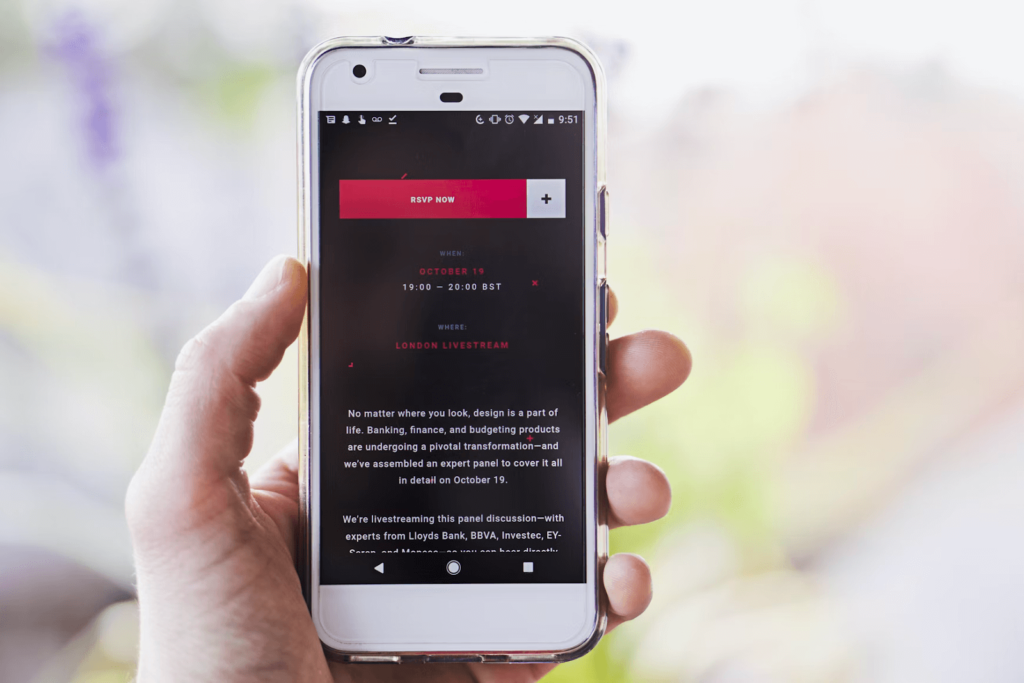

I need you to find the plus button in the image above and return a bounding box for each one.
[541,194,552,204]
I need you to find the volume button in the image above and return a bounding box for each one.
[599,283,609,374]
[598,186,609,239]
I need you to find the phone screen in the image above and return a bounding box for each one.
[318,110,587,585]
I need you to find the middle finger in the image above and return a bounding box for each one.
[606,455,671,529]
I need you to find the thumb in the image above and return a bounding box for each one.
[142,255,307,489]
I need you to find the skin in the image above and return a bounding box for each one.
[126,256,692,682]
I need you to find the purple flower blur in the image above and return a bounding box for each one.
[48,11,119,171]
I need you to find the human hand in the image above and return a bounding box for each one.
[126,256,691,682]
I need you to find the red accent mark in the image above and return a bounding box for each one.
[532,280,539,287]
[348,362,354,367]
[526,435,534,442]
[400,173,407,179]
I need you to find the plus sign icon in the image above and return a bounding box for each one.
[526,178,565,218]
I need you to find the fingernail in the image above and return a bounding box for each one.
[244,257,287,300]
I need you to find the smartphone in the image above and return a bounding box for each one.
[297,37,609,662]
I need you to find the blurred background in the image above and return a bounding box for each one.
[3,0,1024,681]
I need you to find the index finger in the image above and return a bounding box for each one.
[604,286,691,422]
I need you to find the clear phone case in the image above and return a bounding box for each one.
[296,35,609,664]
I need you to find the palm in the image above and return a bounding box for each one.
[240,441,553,683]
[127,257,690,683]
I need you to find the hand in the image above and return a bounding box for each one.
[127,256,691,683]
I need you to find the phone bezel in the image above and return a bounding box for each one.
[298,37,608,662]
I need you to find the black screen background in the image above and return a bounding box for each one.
[318,111,586,584]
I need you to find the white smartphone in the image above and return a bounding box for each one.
[297,37,609,662]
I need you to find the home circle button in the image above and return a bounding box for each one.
[446,560,462,576]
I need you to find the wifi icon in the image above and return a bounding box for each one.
[518,114,530,124]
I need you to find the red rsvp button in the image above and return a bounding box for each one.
[338,179,564,219]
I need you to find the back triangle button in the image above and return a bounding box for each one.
[374,563,384,574]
